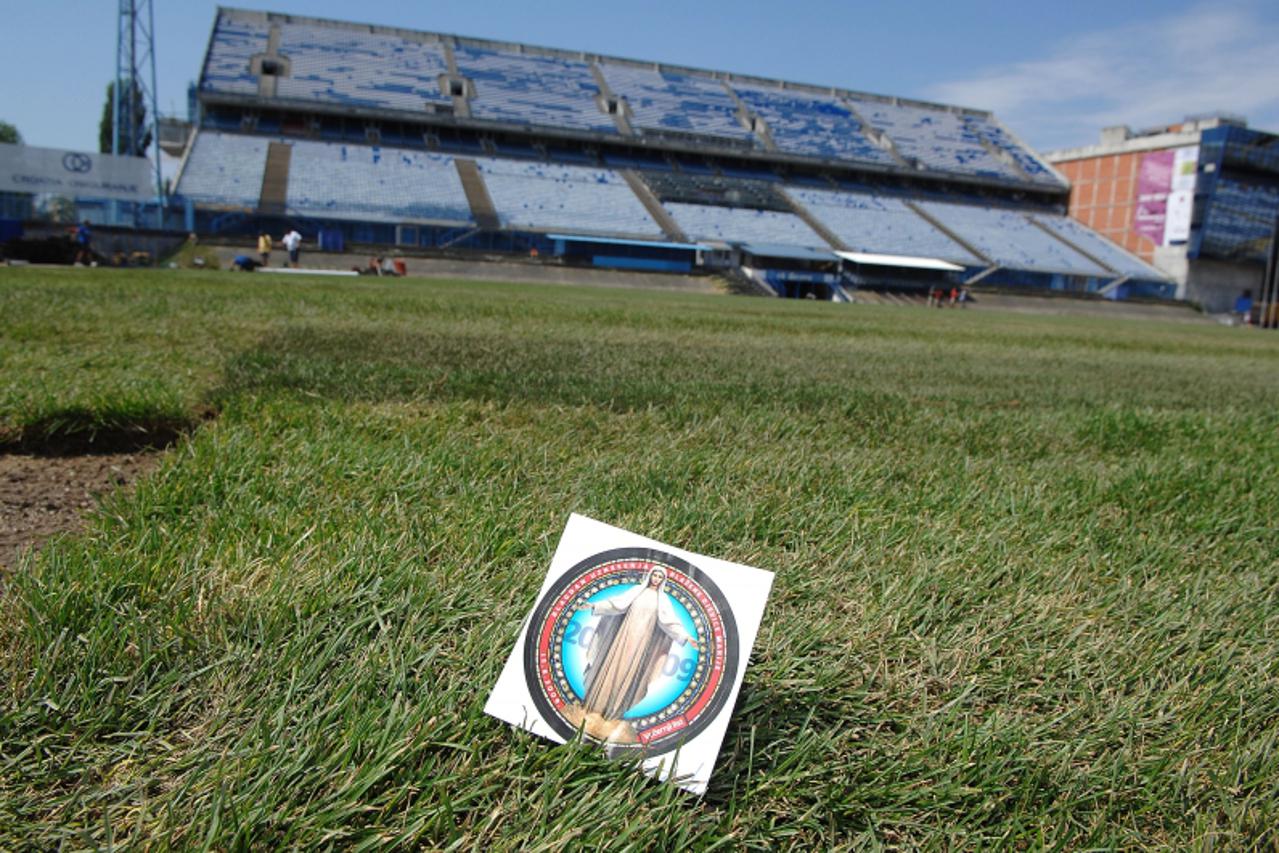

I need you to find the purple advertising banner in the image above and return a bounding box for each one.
[1133,150,1175,244]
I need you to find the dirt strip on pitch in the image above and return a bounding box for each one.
[0,450,162,572]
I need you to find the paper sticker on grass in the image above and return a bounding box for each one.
[485,514,774,795]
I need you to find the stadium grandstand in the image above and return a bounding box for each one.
[172,7,1174,300]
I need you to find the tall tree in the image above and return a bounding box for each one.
[98,81,152,156]
[0,120,20,145]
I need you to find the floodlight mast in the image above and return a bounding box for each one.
[114,0,164,227]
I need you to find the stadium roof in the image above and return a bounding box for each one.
[741,244,838,261]
[835,251,966,271]
[546,234,710,251]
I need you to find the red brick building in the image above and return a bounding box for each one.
[1043,116,1279,310]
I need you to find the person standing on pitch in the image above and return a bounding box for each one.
[282,227,303,268]
[257,232,273,267]
[1234,290,1254,326]
[73,220,93,266]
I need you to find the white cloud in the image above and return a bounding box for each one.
[926,2,1279,151]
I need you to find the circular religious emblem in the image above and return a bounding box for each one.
[523,547,739,753]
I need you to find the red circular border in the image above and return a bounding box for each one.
[523,549,739,752]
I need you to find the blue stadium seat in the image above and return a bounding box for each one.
[475,158,662,238]
[455,46,616,133]
[733,84,897,167]
[198,13,1065,190]
[286,141,473,224]
[663,203,826,247]
[274,23,452,111]
[201,13,269,95]
[1029,214,1167,280]
[202,11,453,113]
[174,132,270,208]
[600,63,755,142]
[176,132,474,225]
[790,187,980,264]
[962,115,1063,186]
[847,97,1023,182]
[916,201,1110,276]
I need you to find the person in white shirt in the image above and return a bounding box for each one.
[282,229,303,268]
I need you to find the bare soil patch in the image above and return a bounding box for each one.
[0,451,162,570]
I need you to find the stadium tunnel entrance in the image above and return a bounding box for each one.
[739,244,849,301]
[836,251,966,297]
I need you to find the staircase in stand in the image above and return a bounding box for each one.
[257,142,292,215]
[720,266,777,297]
[454,159,500,230]
[780,188,847,251]
[620,171,687,242]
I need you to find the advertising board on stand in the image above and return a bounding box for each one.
[1134,146,1199,248]
[0,143,154,202]
[1164,146,1199,244]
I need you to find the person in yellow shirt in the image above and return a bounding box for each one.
[257,232,273,267]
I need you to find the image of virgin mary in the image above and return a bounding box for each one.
[565,567,698,743]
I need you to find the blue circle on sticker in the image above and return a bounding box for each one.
[523,547,738,753]
[559,584,701,719]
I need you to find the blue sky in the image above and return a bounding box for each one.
[2,0,1277,154]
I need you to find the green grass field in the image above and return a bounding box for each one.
[2,268,1277,849]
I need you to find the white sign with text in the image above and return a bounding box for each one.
[0,143,153,201]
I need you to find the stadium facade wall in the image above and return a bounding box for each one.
[1045,117,1279,310]
[0,192,33,221]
